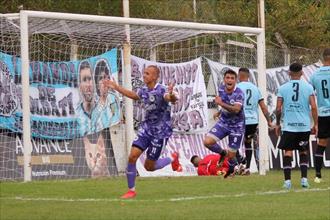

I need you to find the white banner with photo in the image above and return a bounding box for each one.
[0,49,122,180]
[0,49,120,139]
[131,56,208,134]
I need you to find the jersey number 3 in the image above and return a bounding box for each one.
[292,82,299,101]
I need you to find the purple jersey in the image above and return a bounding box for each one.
[217,84,245,130]
[137,83,172,138]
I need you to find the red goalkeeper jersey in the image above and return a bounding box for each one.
[197,154,229,176]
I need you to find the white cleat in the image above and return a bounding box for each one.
[283,180,292,190]
[314,177,322,183]
[237,164,246,175]
[301,178,309,188]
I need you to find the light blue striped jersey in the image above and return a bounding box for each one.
[76,93,120,137]
[309,66,330,116]
[91,93,120,134]
[277,80,314,132]
[237,81,263,125]
[76,102,94,137]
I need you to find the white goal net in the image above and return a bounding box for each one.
[0,11,266,181]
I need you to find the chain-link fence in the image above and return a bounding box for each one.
[266,48,323,68]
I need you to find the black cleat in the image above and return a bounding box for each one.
[223,166,235,178]
[217,150,227,168]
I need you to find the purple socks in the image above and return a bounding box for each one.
[126,163,137,189]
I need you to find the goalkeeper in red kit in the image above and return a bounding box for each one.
[190,154,229,176]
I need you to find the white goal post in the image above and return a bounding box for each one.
[14,10,267,181]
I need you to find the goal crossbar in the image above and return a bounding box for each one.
[20,10,262,35]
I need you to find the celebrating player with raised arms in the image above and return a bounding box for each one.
[203,69,245,178]
[104,65,181,199]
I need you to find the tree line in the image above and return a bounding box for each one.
[1,0,329,49]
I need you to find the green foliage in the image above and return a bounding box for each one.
[266,0,329,48]
[129,0,195,21]
[0,0,123,16]
[1,0,329,49]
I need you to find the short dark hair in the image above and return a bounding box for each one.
[224,69,237,77]
[95,60,110,76]
[190,155,199,164]
[79,60,91,73]
[147,65,160,77]
[78,60,91,83]
[94,59,110,96]
[239,67,250,74]
[289,62,302,73]
[323,48,330,60]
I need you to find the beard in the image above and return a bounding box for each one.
[83,92,93,102]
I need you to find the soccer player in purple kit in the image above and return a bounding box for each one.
[104,65,181,199]
[203,69,245,177]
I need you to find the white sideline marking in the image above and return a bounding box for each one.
[1,187,329,203]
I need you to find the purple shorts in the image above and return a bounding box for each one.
[207,123,244,151]
[132,133,168,161]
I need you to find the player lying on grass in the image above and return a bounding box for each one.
[190,154,229,176]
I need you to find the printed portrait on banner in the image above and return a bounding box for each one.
[76,57,120,137]
[0,49,120,139]
[0,49,120,180]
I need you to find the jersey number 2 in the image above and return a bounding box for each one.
[246,89,252,106]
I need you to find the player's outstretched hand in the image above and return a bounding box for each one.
[168,82,174,94]
[103,78,118,90]
[167,83,179,104]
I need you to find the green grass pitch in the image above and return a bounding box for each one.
[0,170,329,220]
